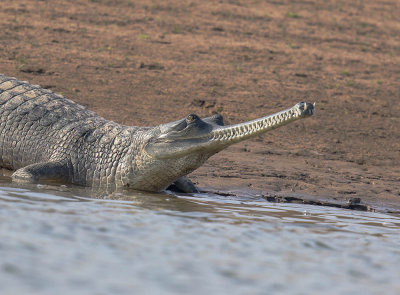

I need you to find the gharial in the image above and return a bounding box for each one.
[0,74,314,193]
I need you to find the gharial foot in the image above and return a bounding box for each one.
[12,161,71,184]
[167,176,199,193]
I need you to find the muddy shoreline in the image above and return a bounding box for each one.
[0,0,399,213]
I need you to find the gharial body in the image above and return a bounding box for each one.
[0,74,314,193]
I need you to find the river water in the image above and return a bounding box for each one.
[0,176,399,295]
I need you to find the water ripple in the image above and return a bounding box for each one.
[0,183,399,295]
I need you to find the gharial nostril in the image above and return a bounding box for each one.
[306,102,315,115]
[297,102,315,116]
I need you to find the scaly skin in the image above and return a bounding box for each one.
[0,74,314,192]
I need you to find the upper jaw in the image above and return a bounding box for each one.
[201,101,315,144]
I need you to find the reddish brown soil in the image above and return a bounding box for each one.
[1,0,399,212]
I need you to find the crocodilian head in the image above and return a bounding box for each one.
[145,102,314,159]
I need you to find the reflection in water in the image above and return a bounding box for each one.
[0,176,399,295]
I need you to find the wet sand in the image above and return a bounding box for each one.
[0,0,399,212]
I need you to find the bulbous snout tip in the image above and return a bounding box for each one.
[296,101,315,116]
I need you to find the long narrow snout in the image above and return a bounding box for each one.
[203,102,314,147]
[146,102,315,159]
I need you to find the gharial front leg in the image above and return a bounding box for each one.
[12,160,72,184]
[167,176,199,193]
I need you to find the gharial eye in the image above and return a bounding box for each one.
[186,114,198,122]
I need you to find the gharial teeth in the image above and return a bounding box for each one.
[206,105,307,142]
